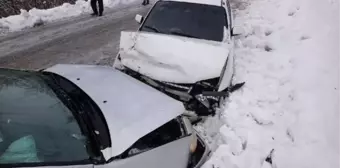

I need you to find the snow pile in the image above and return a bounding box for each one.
[198,0,339,167]
[0,0,138,32]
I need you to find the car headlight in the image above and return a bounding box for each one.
[190,133,198,153]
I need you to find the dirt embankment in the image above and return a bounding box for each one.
[0,0,77,17]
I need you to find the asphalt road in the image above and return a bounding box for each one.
[0,3,150,70]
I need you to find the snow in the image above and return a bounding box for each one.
[0,0,138,32]
[197,0,339,167]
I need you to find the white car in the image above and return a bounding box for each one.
[0,64,209,168]
[114,0,244,116]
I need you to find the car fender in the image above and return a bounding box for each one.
[217,41,235,92]
[95,136,192,168]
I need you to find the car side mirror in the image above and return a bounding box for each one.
[135,14,144,24]
[232,26,244,37]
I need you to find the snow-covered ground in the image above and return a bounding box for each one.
[197,0,339,167]
[0,0,139,32]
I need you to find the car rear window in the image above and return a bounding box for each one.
[141,1,227,42]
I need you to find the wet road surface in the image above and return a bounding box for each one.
[0,3,150,70]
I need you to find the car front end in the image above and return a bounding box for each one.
[44,64,211,168]
[115,30,232,117]
[118,66,223,117]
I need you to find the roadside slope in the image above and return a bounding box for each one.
[198,0,339,167]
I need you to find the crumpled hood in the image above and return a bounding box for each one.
[119,31,230,83]
[44,64,185,160]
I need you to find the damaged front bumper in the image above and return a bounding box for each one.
[121,67,228,117]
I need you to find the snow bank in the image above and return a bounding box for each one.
[199,0,339,167]
[0,0,138,32]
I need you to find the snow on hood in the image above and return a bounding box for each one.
[119,31,230,84]
[44,64,185,160]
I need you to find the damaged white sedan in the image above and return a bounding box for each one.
[114,0,244,117]
[0,64,209,168]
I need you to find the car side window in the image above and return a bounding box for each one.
[0,70,90,167]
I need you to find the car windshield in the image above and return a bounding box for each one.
[140,1,227,42]
[0,69,90,164]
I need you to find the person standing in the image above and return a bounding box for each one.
[91,0,104,16]
[142,0,149,5]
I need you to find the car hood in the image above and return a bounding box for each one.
[119,31,230,84]
[45,64,185,160]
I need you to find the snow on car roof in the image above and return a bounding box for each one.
[163,0,222,6]
[45,64,185,160]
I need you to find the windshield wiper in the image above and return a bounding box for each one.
[169,31,197,39]
[143,25,161,33]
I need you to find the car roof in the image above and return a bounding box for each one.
[162,0,223,6]
[44,64,185,160]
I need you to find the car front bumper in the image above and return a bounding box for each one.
[118,67,224,117]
